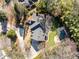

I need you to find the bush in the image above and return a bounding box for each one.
[35,0,48,13]
[7,29,16,39]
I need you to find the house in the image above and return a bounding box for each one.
[27,20,45,41]
[26,19,46,51]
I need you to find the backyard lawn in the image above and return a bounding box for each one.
[47,31,57,47]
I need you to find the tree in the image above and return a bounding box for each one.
[14,3,28,26]
[35,0,47,13]
[7,29,16,42]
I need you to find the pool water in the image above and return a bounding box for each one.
[19,25,24,37]
[60,30,66,40]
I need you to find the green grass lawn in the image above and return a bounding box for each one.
[47,31,57,47]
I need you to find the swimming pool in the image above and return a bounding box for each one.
[19,25,24,37]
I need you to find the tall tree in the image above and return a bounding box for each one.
[35,0,47,13]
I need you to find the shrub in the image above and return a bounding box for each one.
[7,29,16,39]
